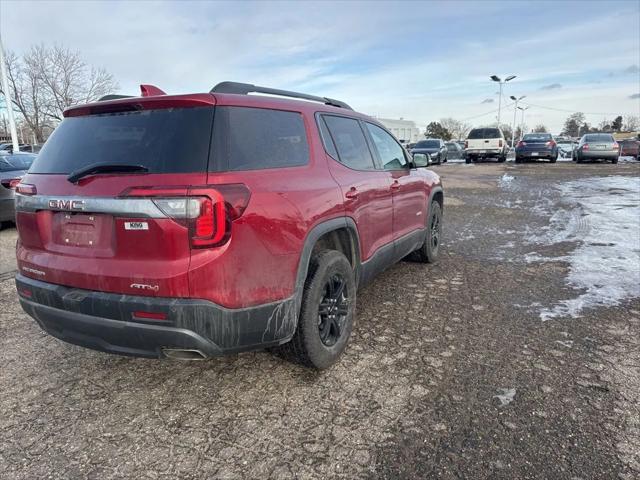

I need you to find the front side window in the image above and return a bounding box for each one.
[365,123,408,170]
[323,115,376,170]
[211,106,309,171]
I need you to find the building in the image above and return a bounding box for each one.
[376,117,422,143]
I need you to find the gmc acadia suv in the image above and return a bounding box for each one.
[14,82,443,369]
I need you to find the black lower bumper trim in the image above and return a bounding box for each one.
[16,274,297,359]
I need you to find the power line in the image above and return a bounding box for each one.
[520,102,634,117]
[461,100,515,121]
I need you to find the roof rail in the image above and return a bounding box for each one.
[210,81,353,110]
[98,94,134,102]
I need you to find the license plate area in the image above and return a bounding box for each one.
[594,144,606,150]
[51,212,114,252]
[531,152,539,156]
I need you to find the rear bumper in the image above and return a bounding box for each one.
[579,150,619,159]
[16,274,297,359]
[515,151,556,159]
[466,149,502,156]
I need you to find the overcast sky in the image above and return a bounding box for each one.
[1,0,639,133]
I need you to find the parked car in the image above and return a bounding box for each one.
[411,139,447,164]
[556,140,577,159]
[515,133,558,163]
[13,81,444,369]
[0,153,36,226]
[575,133,619,163]
[619,139,639,159]
[0,143,34,154]
[445,141,465,160]
[464,127,508,163]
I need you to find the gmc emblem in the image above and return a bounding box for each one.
[48,199,85,211]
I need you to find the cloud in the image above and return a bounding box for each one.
[540,83,562,90]
[630,93,640,99]
[623,64,639,74]
[481,98,494,104]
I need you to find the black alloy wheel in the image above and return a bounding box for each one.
[318,274,349,346]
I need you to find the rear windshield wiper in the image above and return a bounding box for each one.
[67,163,149,184]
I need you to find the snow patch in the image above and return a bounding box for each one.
[494,388,516,406]
[529,176,640,320]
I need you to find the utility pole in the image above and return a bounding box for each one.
[490,74,516,127]
[510,95,526,147]
[0,34,19,153]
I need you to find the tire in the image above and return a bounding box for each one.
[515,156,521,164]
[612,156,618,164]
[498,155,506,163]
[550,155,557,163]
[413,201,442,264]
[576,154,583,164]
[274,250,356,369]
[465,156,472,164]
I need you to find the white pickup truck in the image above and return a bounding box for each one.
[465,127,508,163]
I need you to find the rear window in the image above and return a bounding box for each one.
[30,107,215,174]
[0,153,36,172]
[523,134,552,141]
[415,140,440,148]
[584,134,614,142]
[467,128,502,140]
[211,106,309,171]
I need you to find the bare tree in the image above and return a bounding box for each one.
[1,44,118,142]
[533,124,548,133]
[439,117,472,140]
[622,115,639,132]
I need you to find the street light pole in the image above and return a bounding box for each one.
[510,95,526,147]
[0,34,19,153]
[490,74,516,128]
[517,105,529,137]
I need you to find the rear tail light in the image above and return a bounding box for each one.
[546,140,556,147]
[122,184,251,248]
[15,183,37,195]
[583,144,589,151]
[517,141,526,147]
[464,140,468,149]
[1,178,22,190]
[498,139,503,147]
[612,142,619,150]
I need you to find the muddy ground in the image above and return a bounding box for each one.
[0,160,638,479]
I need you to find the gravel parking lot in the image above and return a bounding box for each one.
[1,161,638,479]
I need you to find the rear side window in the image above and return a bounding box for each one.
[323,115,376,170]
[211,106,309,171]
[31,107,214,174]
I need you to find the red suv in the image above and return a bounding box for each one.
[14,82,443,369]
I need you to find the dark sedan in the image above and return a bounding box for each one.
[411,139,447,164]
[515,133,558,163]
[0,153,36,225]
[445,142,465,160]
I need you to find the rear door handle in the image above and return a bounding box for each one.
[345,187,358,199]
[390,181,401,190]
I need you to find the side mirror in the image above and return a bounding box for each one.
[413,153,431,168]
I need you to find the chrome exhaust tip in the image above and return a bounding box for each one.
[162,348,208,361]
